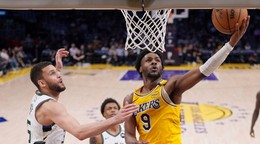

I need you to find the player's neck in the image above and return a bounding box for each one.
[107,124,120,134]
[41,89,60,100]
[142,78,162,93]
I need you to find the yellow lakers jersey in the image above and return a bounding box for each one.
[132,80,181,144]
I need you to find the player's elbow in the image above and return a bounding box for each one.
[74,133,87,141]
[72,129,90,141]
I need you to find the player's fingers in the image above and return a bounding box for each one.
[61,52,69,56]
[244,16,250,30]
[57,50,69,56]
[124,113,135,118]
[234,23,239,32]
[241,18,247,31]
[123,105,138,113]
[124,109,137,117]
[245,15,250,25]
[57,48,66,52]
[123,103,137,109]
[240,16,250,33]
[121,106,137,115]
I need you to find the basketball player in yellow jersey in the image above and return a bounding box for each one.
[124,16,250,144]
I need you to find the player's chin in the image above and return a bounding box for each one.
[147,72,161,78]
[106,115,115,119]
[111,114,116,117]
[59,84,66,89]
[57,85,66,92]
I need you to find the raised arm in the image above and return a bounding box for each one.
[166,16,250,104]
[250,91,260,137]
[55,48,69,71]
[38,100,137,140]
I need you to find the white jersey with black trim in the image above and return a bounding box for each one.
[101,124,125,144]
[27,94,66,144]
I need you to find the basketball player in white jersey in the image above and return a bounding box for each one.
[27,48,138,144]
[89,98,126,144]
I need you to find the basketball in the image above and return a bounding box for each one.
[211,8,248,35]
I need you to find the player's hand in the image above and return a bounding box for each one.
[229,15,250,47]
[55,48,69,71]
[250,129,255,138]
[113,102,138,124]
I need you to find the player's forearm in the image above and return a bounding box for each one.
[74,117,117,140]
[251,110,259,129]
[55,57,63,71]
[199,42,233,76]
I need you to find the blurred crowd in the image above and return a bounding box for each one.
[0,9,259,76]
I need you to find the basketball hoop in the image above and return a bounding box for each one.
[121,9,171,52]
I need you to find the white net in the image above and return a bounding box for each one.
[121,9,171,52]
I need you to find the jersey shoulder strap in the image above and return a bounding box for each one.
[158,79,167,86]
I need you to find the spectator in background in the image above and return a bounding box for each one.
[125,49,138,66]
[99,43,110,64]
[69,43,85,65]
[85,43,95,63]
[0,55,8,76]
[13,46,31,68]
[248,51,259,66]
[108,44,119,66]
[0,48,18,71]
[116,43,125,66]
[40,44,56,63]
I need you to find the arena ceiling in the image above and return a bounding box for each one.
[0,0,259,10]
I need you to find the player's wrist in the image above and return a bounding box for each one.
[225,42,234,51]
[109,116,120,125]
[228,40,236,48]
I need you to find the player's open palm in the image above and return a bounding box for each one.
[114,103,138,124]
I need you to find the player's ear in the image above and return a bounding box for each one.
[38,80,46,88]
[139,66,143,73]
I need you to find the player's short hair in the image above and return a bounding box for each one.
[135,49,164,77]
[100,98,121,116]
[30,61,52,89]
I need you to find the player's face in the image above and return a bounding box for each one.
[41,65,66,92]
[103,103,119,119]
[140,53,163,79]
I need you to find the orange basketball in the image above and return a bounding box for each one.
[211,8,248,35]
